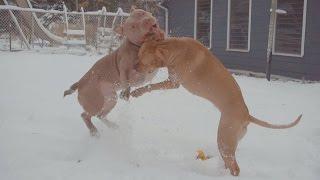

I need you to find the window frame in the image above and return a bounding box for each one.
[226,0,252,52]
[194,0,213,49]
[272,0,308,58]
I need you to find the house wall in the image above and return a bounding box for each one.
[165,0,195,37]
[165,0,320,80]
[298,0,320,80]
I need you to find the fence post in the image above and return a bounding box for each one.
[96,8,102,50]
[63,3,69,40]
[157,3,169,37]
[30,15,34,47]
[109,8,122,53]
[102,6,107,36]
[9,20,12,51]
[81,7,86,44]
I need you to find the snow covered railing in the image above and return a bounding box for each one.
[0,5,129,51]
[0,5,130,16]
[97,7,124,39]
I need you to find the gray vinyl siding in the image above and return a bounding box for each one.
[165,0,195,37]
[166,0,320,80]
[213,0,269,76]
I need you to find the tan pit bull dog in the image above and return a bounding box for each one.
[131,37,302,176]
[63,9,164,137]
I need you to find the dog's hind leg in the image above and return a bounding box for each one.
[98,99,119,129]
[217,113,242,176]
[97,82,119,129]
[81,112,99,137]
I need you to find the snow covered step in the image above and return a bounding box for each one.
[97,27,113,32]
[64,29,85,36]
[63,39,86,45]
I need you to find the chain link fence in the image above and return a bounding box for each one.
[0,2,168,54]
[0,5,129,53]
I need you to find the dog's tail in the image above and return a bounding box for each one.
[63,82,79,97]
[249,114,302,129]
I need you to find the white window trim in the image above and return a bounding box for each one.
[194,0,213,49]
[226,0,252,52]
[272,0,308,58]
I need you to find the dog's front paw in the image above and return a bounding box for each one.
[130,87,147,98]
[225,159,240,176]
[89,128,100,138]
[120,88,130,101]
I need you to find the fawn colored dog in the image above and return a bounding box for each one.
[131,37,302,176]
[64,9,164,136]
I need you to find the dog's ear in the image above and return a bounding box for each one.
[143,29,165,43]
[114,25,124,35]
[130,5,137,13]
[158,29,165,40]
[143,32,158,42]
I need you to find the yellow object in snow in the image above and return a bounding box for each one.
[196,150,209,161]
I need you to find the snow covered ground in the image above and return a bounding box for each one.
[0,51,319,180]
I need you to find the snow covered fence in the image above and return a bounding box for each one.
[0,5,129,52]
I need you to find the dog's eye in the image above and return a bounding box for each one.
[152,24,157,28]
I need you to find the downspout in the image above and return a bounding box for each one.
[266,0,277,81]
[156,2,168,37]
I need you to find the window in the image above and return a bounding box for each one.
[194,0,212,48]
[273,0,307,57]
[227,0,252,52]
